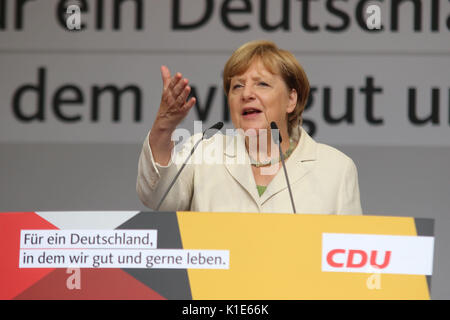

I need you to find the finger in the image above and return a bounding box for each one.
[168,72,183,91]
[164,92,176,108]
[172,78,189,97]
[160,65,172,89]
[182,97,196,112]
[176,85,191,107]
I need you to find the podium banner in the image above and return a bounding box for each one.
[0,211,434,300]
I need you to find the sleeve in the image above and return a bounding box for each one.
[336,158,363,215]
[136,131,195,211]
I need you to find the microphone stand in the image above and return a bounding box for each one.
[270,122,297,214]
[155,122,224,211]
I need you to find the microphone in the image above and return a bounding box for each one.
[155,121,224,211]
[270,121,297,214]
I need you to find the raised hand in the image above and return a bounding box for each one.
[155,65,196,131]
[149,66,196,165]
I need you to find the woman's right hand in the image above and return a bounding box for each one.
[149,66,196,165]
[154,65,196,131]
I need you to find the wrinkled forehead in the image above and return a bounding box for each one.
[231,64,275,83]
[230,56,281,80]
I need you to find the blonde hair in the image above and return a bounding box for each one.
[223,40,310,136]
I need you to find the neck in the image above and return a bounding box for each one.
[245,128,291,163]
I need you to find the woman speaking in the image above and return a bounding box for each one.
[137,40,362,215]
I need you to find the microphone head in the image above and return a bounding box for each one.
[270,121,278,130]
[211,121,224,131]
[270,121,282,144]
[203,121,224,139]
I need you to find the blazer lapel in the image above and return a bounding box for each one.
[223,133,261,206]
[260,127,317,205]
[222,127,318,207]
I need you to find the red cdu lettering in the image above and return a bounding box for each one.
[370,250,391,269]
[346,250,367,268]
[326,249,346,268]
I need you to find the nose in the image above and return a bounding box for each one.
[241,85,255,101]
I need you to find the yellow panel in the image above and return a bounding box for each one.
[176,212,430,300]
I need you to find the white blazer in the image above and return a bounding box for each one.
[136,126,362,215]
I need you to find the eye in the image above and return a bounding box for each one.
[232,84,243,90]
[258,82,269,87]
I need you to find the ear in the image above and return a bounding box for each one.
[287,89,297,114]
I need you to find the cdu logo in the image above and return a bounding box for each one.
[326,249,391,269]
[321,233,434,275]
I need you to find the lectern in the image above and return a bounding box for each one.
[0,211,434,300]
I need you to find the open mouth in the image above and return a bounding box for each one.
[242,108,262,116]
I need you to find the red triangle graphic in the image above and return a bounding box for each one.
[14,268,166,300]
[0,212,58,300]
